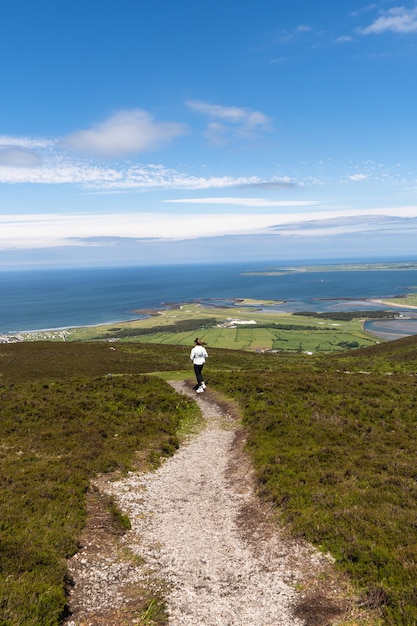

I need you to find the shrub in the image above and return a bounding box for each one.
[208,350,417,625]
[0,372,198,625]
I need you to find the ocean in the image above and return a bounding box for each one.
[1,262,417,336]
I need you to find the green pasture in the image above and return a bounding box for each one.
[40,303,381,353]
[124,324,377,353]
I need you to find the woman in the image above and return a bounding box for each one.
[190,338,208,393]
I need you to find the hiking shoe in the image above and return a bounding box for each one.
[201,382,206,389]
[196,386,204,393]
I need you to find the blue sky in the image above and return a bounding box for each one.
[1,0,417,268]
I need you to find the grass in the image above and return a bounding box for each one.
[141,598,168,624]
[16,303,382,353]
[94,313,378,353]
[2,335,417,624]
[0,368,199,625]
[379,294,417,307]
[207,336,417,625]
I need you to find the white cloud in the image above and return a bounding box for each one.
[186,100,271,144]
[0,136,54,148]
[348,173,368,181]
[203,122,229,146]
[0,147,42,167]
[64,109,187,157]
[186,100,270,127]
[349,5,378,18]
[164,197,319,207]
[0,137,50,168]
[238,179,296,189]
[0,145,276,190]
[270,214,417,237]
[0,157,122,185]
[359,6,417,34]
[0,212,291,249]
[1,206,417,250]
[1,131,291,190]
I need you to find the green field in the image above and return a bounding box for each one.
[244,261,417,275]
[16,302,382,353]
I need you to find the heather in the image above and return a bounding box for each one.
[0,347,199,625]
[1,336,417,624]
[208,336,417,625]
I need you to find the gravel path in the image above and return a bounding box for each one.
[66,381,353,626]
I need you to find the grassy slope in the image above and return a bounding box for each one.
[1,336,417,624]
[208,336,417,625]
[0,344,200,625]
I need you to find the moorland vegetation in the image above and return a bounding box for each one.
[1,333,417,625]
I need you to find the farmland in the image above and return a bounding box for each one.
[16,302,382,353]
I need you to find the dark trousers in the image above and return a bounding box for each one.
[194,363,204,386]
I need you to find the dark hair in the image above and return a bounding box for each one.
[194,338,206,346]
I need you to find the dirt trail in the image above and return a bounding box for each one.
[66,381,358,626]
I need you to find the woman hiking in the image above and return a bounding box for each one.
[190,338,208,393]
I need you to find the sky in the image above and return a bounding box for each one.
[1,0,417,268]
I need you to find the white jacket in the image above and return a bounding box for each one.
[190,345,208,365]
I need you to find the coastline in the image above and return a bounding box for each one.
[0,317,145,338]
[2,261,417,337]
[1,296,416,349]
[369,298,417,310]
[3,295,417,340]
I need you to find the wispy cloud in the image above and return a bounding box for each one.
[335,35,354,43]
[271,213,417,237]
[186,100,270,127]
[349,5,378,19]
[0,163,285,191]
[0,116,279,190]
[237,180,297,190]
[186,100,271,145]
[0,212,305,249]
[0,136,53,168]
[0,136,54,148]
[64,109,188,157]
[0,136,277,190]
[274,23,313,45]
[296,25,312,33]
[358,6,417,34]
[164,197,319,207]
[1,207,417,250]
[0,147,42,167]
[348,173,368,181]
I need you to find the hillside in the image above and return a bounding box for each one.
[1,336,417,624]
